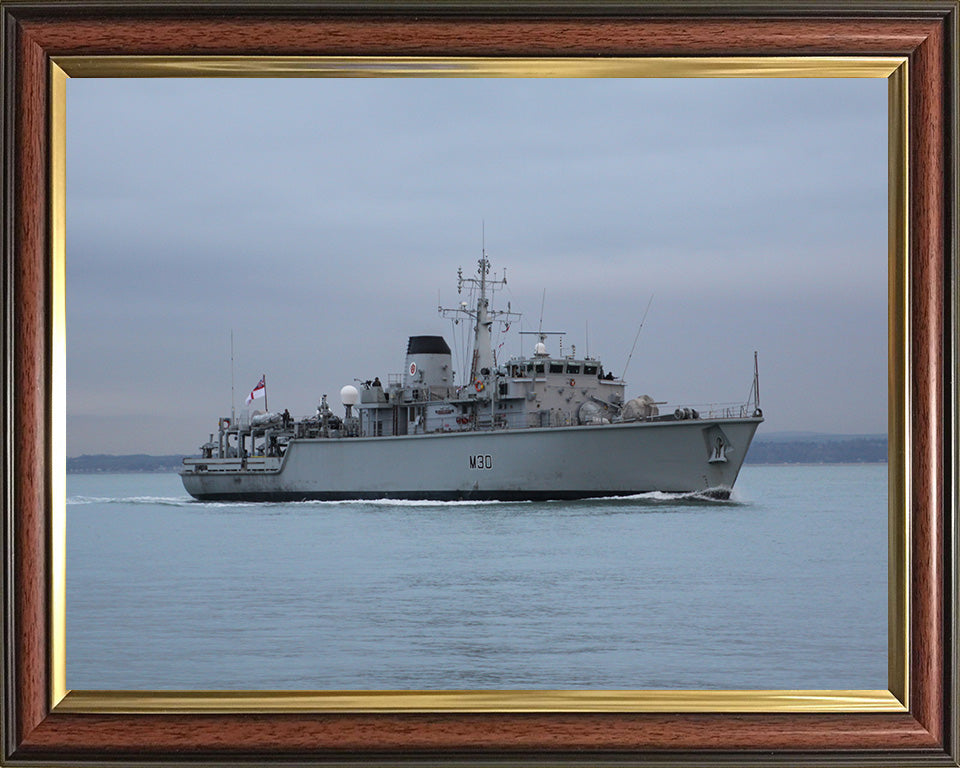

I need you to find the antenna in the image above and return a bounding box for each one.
[537,288,546,340]
[518,289,564,355]
[585,320,590,358]
[230,330,235,422]
[621,294,654,382]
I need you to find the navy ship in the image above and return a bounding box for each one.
[181,254,763,501]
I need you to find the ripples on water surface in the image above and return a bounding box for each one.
[67,465,886,690]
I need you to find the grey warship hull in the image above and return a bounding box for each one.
[181,252,764,502]
[181,416,762,502]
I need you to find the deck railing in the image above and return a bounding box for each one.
[671,401,761,420]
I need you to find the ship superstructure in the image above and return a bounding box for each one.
[181,253,763,501]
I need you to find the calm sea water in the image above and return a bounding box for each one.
[66,464,886,691]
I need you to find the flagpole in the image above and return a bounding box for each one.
[263,374,267,412]
[230,330,235,422]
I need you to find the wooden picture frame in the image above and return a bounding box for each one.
[2,2,956,764]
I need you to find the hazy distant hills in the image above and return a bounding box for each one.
[743,433,886,465]
[67,454,188,473]
[66,432,887,473]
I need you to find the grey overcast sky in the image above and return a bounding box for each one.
[66,77,887,456]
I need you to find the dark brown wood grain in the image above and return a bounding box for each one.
[14,712,942,756]
[908,15,946,747]
[16,16,943,57]
[13,21,49,749]
[2,4,955,764]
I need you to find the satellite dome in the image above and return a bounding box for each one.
[534,342,548,356]
[340,385,359,406]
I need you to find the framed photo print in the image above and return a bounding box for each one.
[1,2,956,766]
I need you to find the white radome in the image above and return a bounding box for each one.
[340,384,360,406]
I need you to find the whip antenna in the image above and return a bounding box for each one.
[621,294,654,382]
[230,330,235,422]
[538,289,546,336]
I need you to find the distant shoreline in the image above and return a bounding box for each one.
[747,460,887,467]
[67,434,888,473]
[743,435,886,465]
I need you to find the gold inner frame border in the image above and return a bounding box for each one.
[49,54,909,715]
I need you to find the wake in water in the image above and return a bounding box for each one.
[68,495,194,507]
[66,495,520,509]
[68,490,742,509]
[598,488,743,505]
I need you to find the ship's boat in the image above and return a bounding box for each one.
[180,254,763,501]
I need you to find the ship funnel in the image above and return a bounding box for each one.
[404,335,453,396]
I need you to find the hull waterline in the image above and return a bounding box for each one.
[181,417,761,502]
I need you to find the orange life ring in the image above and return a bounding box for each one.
[569,378,576,387]
[475,380,485,392]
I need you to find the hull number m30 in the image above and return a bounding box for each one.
[469,454,493,470]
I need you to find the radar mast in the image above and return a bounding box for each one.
[439,249,520,384]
